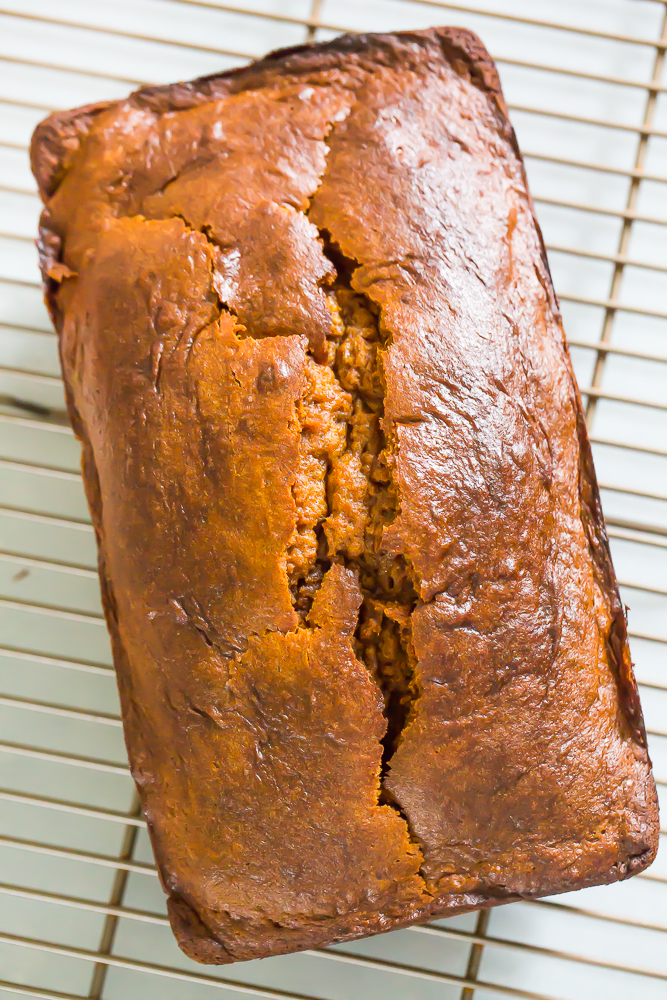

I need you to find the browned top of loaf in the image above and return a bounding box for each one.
[32,26,658,965]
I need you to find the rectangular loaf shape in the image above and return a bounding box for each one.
[31,27,659,964]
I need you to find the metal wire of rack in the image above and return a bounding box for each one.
[0,0,665,998]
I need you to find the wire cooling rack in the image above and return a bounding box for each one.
[0,0,665,997]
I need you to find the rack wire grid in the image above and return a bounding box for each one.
[0,0,665,998]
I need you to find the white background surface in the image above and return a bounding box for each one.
[0,1,665,998]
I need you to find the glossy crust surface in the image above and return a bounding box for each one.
[31,26,658,965]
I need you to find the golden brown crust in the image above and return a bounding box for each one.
[32,26,659,965]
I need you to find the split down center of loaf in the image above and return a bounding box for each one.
[285,241,420,783]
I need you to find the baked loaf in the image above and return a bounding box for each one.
[32,27,659,964]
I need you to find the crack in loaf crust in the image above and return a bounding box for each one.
[31,26,658,965]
